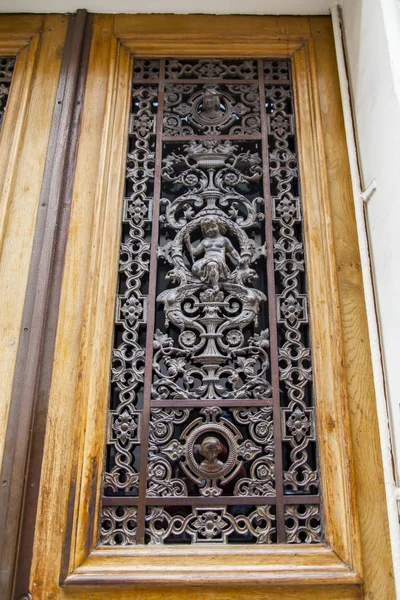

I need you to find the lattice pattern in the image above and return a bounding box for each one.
[266,81,318,494]
[263,59,290,82]
[103,84,158,496]
[165,59,258,80]
[284,504,322,543]
[100,507,137,545]
[101,58,322,546]
[147,407,275,498]
[133,58,160,81]
[0,56,15,129]
[145,505,276,544]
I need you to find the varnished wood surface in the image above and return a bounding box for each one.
[25,13,394,600]
[0,14,42,53]
[310,17,396,599]
[60,584,362,600]
[292,41,361,572]
[30,16,130,592]
[64,544,362,586]
[115,14,306,57]
[0,15,67,468]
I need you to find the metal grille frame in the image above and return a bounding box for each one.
[101,57,322,546]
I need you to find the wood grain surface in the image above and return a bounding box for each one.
[0,15,67,468]
[22,14,395,600]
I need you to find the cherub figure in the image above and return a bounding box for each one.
[184,216,243,290]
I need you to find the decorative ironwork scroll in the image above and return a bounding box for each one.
[163,84,260,136]
[101,58,323,546]
[145,505,276,544]
[0,56,15,129]
[147,407,274,499]
[165,59,258,80]
[265,80,319,495]
[103,82,158,496]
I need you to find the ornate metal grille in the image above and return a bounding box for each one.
[0,56,15,129]
[100,58,322,545]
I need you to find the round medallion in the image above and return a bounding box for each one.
[185,423,238,480]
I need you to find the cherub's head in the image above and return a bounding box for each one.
[201,216,225,238]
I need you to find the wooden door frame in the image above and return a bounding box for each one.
[13,13,394,600]
[0,14,73,600]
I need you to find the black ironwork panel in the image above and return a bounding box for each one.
[153,137,270,401]
[103,76,159,497]
[0,56,15,129]
[284,504,322,543]
[265,78,318,495]
[145,505,276,544]
[147,407,274,498]
[100,58,323,546]
[165,59,258,80]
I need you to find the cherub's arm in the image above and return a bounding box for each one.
[183,232,201,260]
[183,232,204,260]
[224,238,241,264]
[191,240,205,257]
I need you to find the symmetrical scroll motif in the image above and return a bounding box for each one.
[100,507,137,545]
[104,81,159,495]
[147,407,274,498]
[231,408,275,496]
[284,504,322,543]
[266,81,318,494]
[146,505,276,544]
[163,84,260,135]
[0,56,15,128]
[133,58,160,81]
[165,58,258,80]
[263,59,289,82]
[153,140,271,400]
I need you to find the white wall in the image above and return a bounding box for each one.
[342,0,400,486]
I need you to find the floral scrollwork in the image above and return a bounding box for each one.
[146,505,276,544]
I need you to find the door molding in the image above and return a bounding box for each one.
[0,11,93,600]
[23,14,395,600]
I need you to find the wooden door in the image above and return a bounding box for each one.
[1,13,394,600]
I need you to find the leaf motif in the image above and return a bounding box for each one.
[237,356,256,375]
[162,440,185,460]
[165,357,186,376]
[238,439,261,461]
[153,329,173,349]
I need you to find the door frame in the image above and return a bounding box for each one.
[0,14,71,600]
[17,14,395,600]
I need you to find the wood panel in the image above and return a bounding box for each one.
[115,14,306,57]
[0,15,42,53]
[27,13,394,600]
[29,15,127,594]
[63,544,361,586]
[310,17,396,599]
[0,15,68,468]
[292,41,361,572]
[60,584,362,600]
